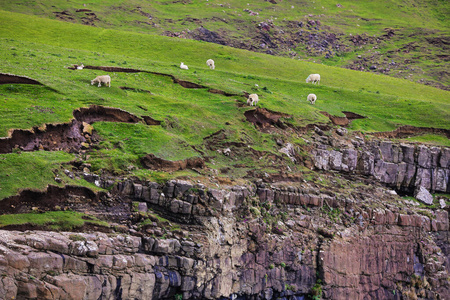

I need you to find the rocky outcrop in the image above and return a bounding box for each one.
[312,140,450,194]
[1,178,448,299]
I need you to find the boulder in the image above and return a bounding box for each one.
[414,186,433,205]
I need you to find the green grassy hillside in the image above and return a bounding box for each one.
[0,9,448,200]
[1,0,449,89]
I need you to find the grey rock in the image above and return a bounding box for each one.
[414,186,433,205]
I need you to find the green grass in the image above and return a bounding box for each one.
[0,151,75,199]
[0,211,110,231]
[401,134,450,147]
[0,9,448,201]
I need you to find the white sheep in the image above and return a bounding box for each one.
[307,93,317,104]
[247,93,259,106]
[77,64,84,70]
[180,62,189,70]
[91,75,111,87]
[206,59,215,70]
[306,74,320,84]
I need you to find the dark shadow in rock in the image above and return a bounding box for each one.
[141,153,204,172]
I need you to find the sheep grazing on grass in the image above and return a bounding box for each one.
[247,93,259,106]
[206,59,215,69]
[91,75,111,87]
[307,93,317,104]
[180,62,189,70]
[306,74,320,84]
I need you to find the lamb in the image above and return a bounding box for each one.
[306,74,320,84]
[247,93,259,106]
[206,59,215,70]
[91,75,111,87]
[180,62,189,70]
[307,93,317,104]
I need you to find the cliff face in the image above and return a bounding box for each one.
[312,139,449,194]
[0,173,448,299]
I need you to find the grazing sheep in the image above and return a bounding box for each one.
[307,93,317,104]
[180,62,189,70]
[306,74,320,84]
[247,93,259,106]
[206,59,215,69]
[91,75,111,87]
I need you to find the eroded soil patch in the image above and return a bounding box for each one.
[0,119,88,153]
[320,111,366,126]
[79,65,238,95]
[0,185,129,224]
[73,105,141,124]
[140,154,205,172]
[0,73,43,85]
[0,105,156,154]
[245,108,291,131]
[373,125,450,139]
[142,116,161,125]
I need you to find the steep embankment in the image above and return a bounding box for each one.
[1,126,449,299]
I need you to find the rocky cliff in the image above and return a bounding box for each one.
[312,134,449,194]
[1,170,448,299]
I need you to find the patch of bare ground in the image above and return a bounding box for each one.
[140,153,205,172]
[372,125,450,139]
[320,111,366,126]
[0,105,160,154]
[73,105,141,123]
[0,185,129,225]
[0,73,43,85]
[142,116,161,125]
[244,108,291,131]
[53,10,75,22]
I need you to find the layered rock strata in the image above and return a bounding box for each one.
[0,178,448,299]
[312,140,449,193]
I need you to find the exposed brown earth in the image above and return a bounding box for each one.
[0,105,152,154]
[140,153,205,172]
[320,111,366,126]
[73,105,141,124]
[244,107,291,131]
[0,73,44,85]
[142,116,162,125]
[373,125,450,139]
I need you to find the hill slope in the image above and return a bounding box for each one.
[0,6,449,300]
[1,0,449,90]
